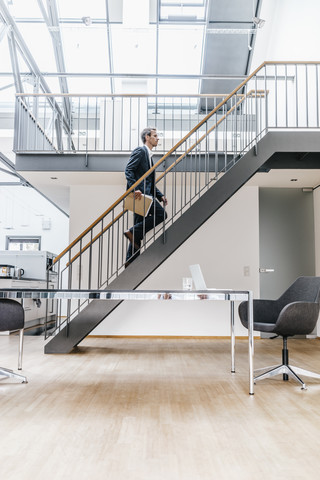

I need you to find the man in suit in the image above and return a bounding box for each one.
[124,127,168,266]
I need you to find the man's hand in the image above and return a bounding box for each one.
[161,196,168,206]
[133,190,142,200]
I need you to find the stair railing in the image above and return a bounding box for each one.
[46,61,320,338]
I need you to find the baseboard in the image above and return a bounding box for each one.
[87,335,261,339]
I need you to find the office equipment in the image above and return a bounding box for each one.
[189,264,220,290]
[124,192,153,217]
[189,264,210,290]
[238,276,320,389]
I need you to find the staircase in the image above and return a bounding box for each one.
[42,62,320,353]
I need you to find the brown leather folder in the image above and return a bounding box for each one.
[124,192,153,217]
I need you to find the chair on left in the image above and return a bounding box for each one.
[0,299,27,383]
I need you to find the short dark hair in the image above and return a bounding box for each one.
[141,127,156,144]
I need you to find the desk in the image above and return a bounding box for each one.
[0,288,254,394]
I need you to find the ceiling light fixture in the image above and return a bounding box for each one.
[252,16,265,28]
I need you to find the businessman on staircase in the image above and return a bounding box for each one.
[124,127,168,267]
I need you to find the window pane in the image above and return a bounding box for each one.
[61,25,109,74]
[158,25,204,75]
[111,26,156,74]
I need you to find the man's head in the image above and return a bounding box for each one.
[141,127,159,150]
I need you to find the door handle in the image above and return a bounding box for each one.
[259,268,275,273]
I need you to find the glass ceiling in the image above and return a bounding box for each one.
[0,0,208,98]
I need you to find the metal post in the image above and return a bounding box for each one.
[248,290,254,395]
[230,300,235,373]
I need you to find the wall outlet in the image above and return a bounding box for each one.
[243,265,250,277]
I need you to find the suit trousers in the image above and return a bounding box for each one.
[126,199,167,262]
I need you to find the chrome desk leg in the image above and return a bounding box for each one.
[230,301,235,373]
[248,291,254,395]
[18,328,24,370]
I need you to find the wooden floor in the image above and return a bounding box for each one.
[1,335,320,480]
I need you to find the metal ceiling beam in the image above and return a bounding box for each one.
[37,0,71,122]
[245,0,263,75]
[0,0,72,141]
[0,22,9,42]
[7,28,23,93]
[0,0,54,94]
[105,0,114,95]
[0,72,247,80]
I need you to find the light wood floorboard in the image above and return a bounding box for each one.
[1,335,320,480]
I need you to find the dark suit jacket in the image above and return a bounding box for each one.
[125,145,163,201]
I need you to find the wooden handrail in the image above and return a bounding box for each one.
[54,61,270,264]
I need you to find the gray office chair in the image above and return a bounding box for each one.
[0,299,27,383]
[238,277,320,390]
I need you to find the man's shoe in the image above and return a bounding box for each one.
[124,230,140,250]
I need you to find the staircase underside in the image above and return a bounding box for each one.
[45,130,320,353]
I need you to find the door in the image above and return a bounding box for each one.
[259,188,315,299]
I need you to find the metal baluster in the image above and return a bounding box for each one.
[88,229,93,289]
[86,96,89,152]
[77,97,80,150]
[275,64,278,128]
[255,75,258,147]
[295,64,298,127]
[189,147,193,205]
[116,217,119,276]
[129,97,132,150]
[107,227,110,284]
[285,64,288,127]
[205,118,209,188]
[67,250,72,334]
[306,64,309,128]
[95,96,98,151]
[162,155,167,244]
[103,97,106,151]
[111,209,114,276]
[224,102,227,169]
[138,97,141,146]
[112,97,115,151]
[180,97,183,146]
[214,110,218,179]
[78,239,82,312]
[120,96,124,151]
[42,98,46,151]
[98,225,102,288]
[316,64,319,128]
[264,66,268,133]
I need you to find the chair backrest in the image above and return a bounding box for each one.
[0,299,24,332]
[278,277,320,309]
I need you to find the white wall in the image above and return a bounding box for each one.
[69,183,260,336]
[252,0,320,70]
[0,186,69,255]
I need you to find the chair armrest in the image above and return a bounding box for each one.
[238,299,279,328]
[274,301,320,336]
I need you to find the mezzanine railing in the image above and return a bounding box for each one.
[44,61,320,338]
[14,93,229,155]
